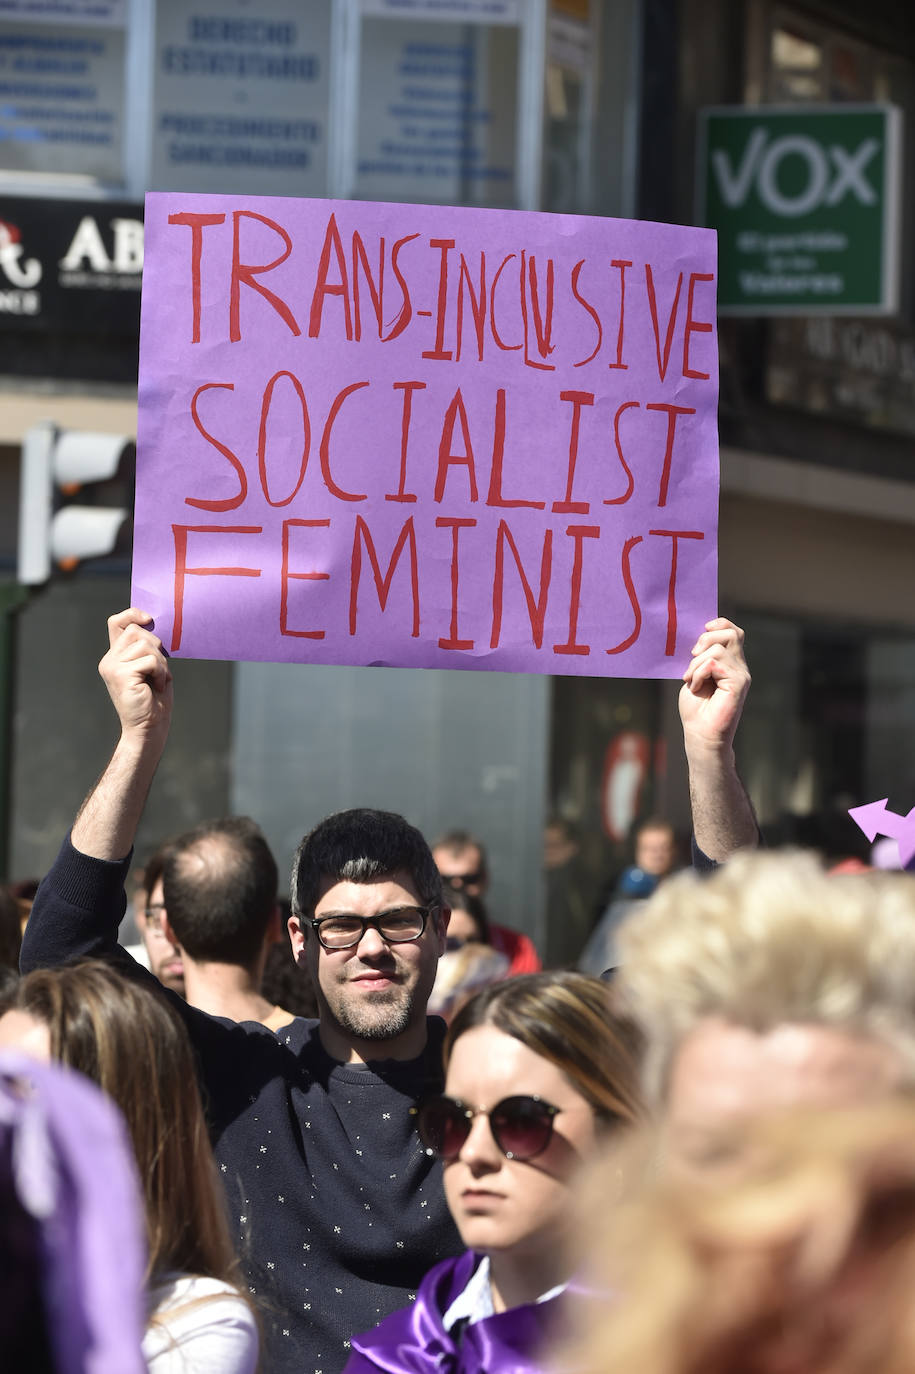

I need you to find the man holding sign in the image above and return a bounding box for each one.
[22,191,722,1374]
[21,609,463,1374]
[20,609,756,1373]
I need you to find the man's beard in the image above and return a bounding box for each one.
[330,982,415,1042]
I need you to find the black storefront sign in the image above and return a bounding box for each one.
[0,196,142,382]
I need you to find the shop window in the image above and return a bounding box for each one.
[769,20,877,104]
[736,608,915,864]
[766,7,883,104]
[770,25,823,101]
[0,3,128,191]
[547,672,665,965]
[150,0,333,197]
[351,15,521,208]
[754,2,915,438]
[543,0,597,214]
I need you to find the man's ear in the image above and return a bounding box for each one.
[288,911,308,960]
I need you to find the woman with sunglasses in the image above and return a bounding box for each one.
[343,970,641,1374]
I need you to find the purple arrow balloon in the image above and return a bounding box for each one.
[848,798,915,868]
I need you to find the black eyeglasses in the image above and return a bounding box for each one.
[308,905,434,951]
[144,901,167,931]
[412,1094,561,1161]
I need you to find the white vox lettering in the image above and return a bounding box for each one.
[710,127,768,208]
[825,138,879,206]
[757,136,829,217]
[712,129,881,217]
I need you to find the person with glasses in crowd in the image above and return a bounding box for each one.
[20,608,466,1374]
[428,883,509,1022]
[344,971,641,1374]
[431,830,542,974]
[126,838,186,996]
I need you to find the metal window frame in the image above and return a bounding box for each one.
[0,0,154,202]
[329,0,546,209]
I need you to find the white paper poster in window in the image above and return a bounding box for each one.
[151,0,332,196]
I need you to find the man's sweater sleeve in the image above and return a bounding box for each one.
[690,834,718,873]
[19,832,256,1124]
[21,832,138,975]
[691,829,765,874]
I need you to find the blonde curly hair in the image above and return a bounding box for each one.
[614,850,915,1105]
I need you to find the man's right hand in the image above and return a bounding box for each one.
[71,609,173,862]
[100,608,173,742]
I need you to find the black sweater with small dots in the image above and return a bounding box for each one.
[21,837,464,1374]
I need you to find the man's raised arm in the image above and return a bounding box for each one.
[680,618,758,864]
[71,609,173,860]
[21,609,173,973]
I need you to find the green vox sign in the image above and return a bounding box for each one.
[698,105,902,316]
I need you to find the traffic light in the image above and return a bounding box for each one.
[17,422,135,585]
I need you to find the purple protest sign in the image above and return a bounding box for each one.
[133,192,718,676]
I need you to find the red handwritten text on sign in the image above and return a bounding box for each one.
[132,195,718,676]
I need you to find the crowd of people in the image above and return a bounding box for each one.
[5,609,915,1373]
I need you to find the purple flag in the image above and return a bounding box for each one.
[133,193,718,677]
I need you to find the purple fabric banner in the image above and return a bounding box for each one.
[133,192,719,677]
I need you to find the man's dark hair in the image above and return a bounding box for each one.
[291,809,443,923]
[431,828,489,877]
[162,817,279,966]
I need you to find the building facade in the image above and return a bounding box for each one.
[2,0,914,954]
[554,0,915,939]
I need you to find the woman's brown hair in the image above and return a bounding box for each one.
[445,970,643,1126]
[5,960,239,1287]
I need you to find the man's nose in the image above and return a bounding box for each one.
[354,923,388,958]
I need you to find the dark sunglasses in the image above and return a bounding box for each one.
[442,871,484,889]
[412,1093,561,1161]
